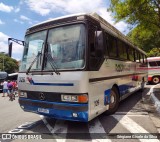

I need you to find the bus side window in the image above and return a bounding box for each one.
[142,54,145,63]
[107,34,117,58]
[117,40,127,60]
[104,33,109,57]
[88,26,96,57]
[137,52,141,63]
[88,25,103,70]
[149,61,157,66]
[156,61,160,66]
[144,55,148,65]
[128,46,134,61]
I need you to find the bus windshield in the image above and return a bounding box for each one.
[20,24,86,72]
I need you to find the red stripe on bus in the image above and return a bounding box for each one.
[148,77,152,81]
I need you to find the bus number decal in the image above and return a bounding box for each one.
[115,64,131,72]
[94,99,99,107]
[19,77,25,82]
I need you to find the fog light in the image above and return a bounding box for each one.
[73,113,78,117]
[21,106,24,109]
[19,91,27,98]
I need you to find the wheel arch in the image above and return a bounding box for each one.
[112,84,120,99]
[152,75,160,84]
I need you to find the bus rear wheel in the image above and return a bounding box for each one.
[152,76,160,85]
[105,87,119,115]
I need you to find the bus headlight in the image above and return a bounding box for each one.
[61,94,88,103]
[19,91,27,98]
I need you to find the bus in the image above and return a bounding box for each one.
[9,13,147,122]
[147,57,160,84]
[0,72,8,92]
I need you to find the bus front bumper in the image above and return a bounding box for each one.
[19,98,88,122]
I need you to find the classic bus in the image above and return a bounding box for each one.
[147,57,160,84]
[0,72,8,92]
[9,13,147,122]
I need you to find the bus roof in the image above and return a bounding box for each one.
[8,72,18,77]
[30,13,86,28]
[27,12,146,55]
[147,57,160,61]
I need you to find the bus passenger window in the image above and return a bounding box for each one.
[156,61,160,66]
[104,33,109,57]
[144,56,148,65]
[117,40,127,60]
[128,47,134,61]
[107,34,117,58]
[149,61,157,66]
[142,54,144,63]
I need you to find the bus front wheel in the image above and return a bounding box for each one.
[152,76,160,85]
[105,87,119,115]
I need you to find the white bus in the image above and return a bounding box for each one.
[9,13,147,122]
[147,57,160,84]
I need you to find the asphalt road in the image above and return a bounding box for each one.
[0,85,160,142]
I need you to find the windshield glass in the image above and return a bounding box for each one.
[44,24,85,70]
[20,24,85,72]
[20,30,47,71]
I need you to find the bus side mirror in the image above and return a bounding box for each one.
[8,38,25,57]
[95,31,103,57]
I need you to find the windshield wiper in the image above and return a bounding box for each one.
[26,52,41,75]
[45,52,60,75]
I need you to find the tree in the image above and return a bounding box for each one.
[127,24,160,52]
[0,53,19,73]
[109,0,160,28]
[109,0,160,55]
[147,48,160,57]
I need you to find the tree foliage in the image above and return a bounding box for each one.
[109,0,160,28]
[127,24,160,52]
[147,47,160,57]
[0,54,19,73]
[109,0,160,56]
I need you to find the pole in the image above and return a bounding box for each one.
[3,54,4,71]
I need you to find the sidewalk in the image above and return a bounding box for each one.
[148,84,160,113]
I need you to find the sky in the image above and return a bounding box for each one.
[0,0,128,61]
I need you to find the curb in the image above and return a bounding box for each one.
[149,84,160,114]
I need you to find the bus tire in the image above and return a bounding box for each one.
[105,87,119,115]
[152,76,160,85]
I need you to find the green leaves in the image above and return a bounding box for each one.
[0,54,18,73]
[109,0,160,56]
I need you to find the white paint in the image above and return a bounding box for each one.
[88,118,112,142]
[8,129,23,133]
[147,84,160,95]
[114,111,149,115]
[40,115,67,142]
[113,115,160,142]
[18,121,37,129]
[8,121,37,133]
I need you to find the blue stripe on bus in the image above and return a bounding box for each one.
[19,99,88,122]
[104,83,135,105]
[30,80,74,86]
[119,83,134,96]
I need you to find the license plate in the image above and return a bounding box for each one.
[38,108,49,114]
